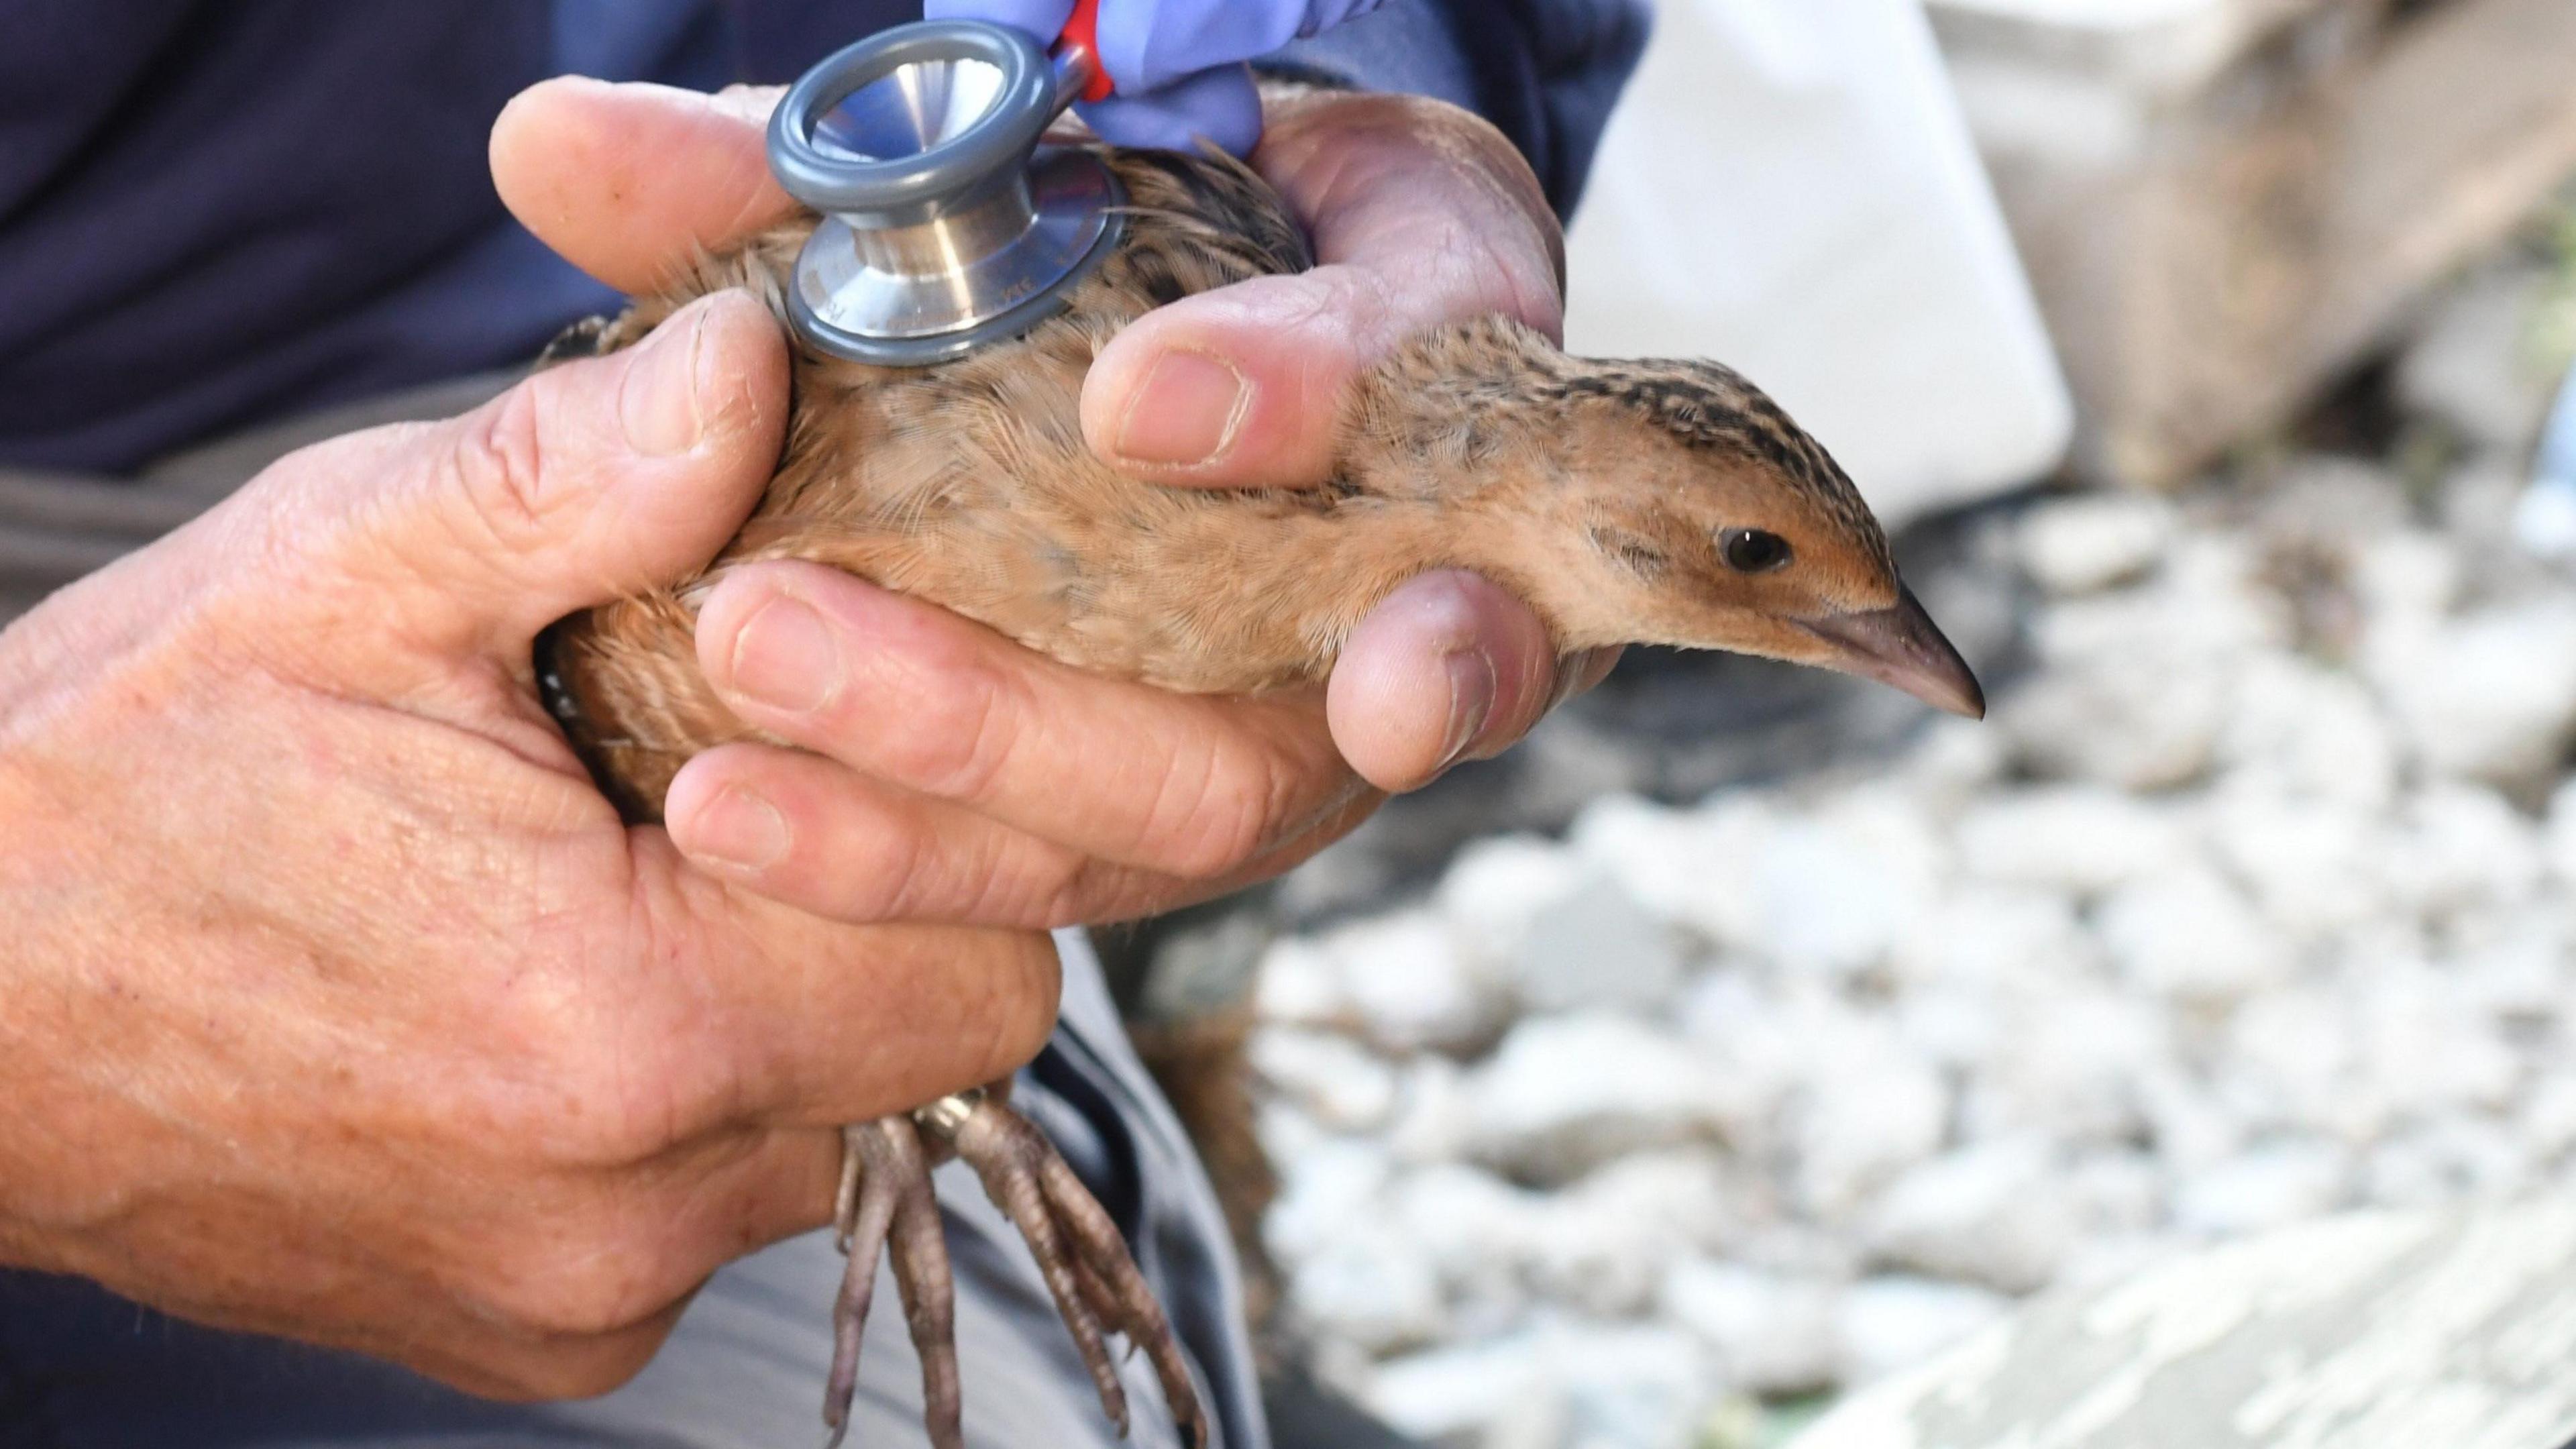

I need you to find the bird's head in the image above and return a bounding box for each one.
[1533,360,1982,718]
[1359,325,1984,718]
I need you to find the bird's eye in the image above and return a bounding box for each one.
[1719,528,1792,572]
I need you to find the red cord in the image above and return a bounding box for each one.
[1058,0,1116,101]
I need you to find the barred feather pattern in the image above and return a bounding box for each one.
[540,144,1898,820]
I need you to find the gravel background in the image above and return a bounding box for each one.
[1236,227,2576,1449]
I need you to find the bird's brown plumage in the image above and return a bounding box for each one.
[540,140,1972,822]
[533,136,1981,1449]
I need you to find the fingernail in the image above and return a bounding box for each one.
[1113,350,1250,466]
[727,594,840,714]
[686,785,790,871]
[1439,647,1497,768]
[619,300,710,457]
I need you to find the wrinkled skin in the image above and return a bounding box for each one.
[0,76,1601,1403]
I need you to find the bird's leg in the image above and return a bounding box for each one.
[820,1091,1207,1449]
[824,1115,961,1449]
[924,1089,1210,1449]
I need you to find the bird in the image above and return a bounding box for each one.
[534,137,1982,1449]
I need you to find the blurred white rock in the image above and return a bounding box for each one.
[1532,1150,1743,1314]
[2015,494,2176,596]
[1324,910,1502,1053]
[2053,1230,2194,1294]
[1742,788,1948,977]
[1569,792,1770,948]
[2367,600,2576,789]
[2203,782,2384,945]
[2217,655,2402,811]
[1865,1138,2076,1293]
[1364,1330,1564,1448]
[1953,786,2190,897]
[1896,715,2013,804]
[1550,1323,1712,1449]
[1888,885,2102,994]
[1892,985,2002,1070]
[1252,937,1346,1028]
[1288,1218,1448,1353]
[1661,1259,1841,1397]
[1364,1320,1709,1449]
[1835,1275,2011,1387]
[1996,657,2231,790]
[2035,553,2281,668]
[2061,1148,2167,1238]
[1506,875,1686,1014]
[1464,1014,1736,1182]
[1961,987,2167,1147]
[2353,965,2523,1120]
[2134,1066,2247,1177]
[2446,906,2571,1023]
[2361,1116,2532,1209]
[1387,1162,1546,1331]
[2396,261,2560,456]
[2546,778,2576,885]
[2352,530,2463,629]
[2518,1075,2576,1165]
[1265,1136,1393,1267]
[2097,865,2292,1002]
[1385,1055,1477,1166]
[2224,987,2371,1140]
[1791,1030,1951,1218]
[1251,1029,1399,1134]
[1438,833,1588,965]
[2174,1140,2353,1236]
[2382,784,2546,921]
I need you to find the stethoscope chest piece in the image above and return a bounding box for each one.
[767,20,1124,365]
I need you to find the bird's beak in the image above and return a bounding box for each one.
[1794,584,1986,719]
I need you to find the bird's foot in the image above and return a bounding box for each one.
[822,1090,1207,1449]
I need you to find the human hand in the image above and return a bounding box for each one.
[927,0,1386,154]
[490,79,1610,931]
[0,290,1059,1398]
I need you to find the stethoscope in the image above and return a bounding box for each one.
[765,8,1126,365]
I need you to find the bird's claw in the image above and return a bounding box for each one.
[821,1093,1207,1449]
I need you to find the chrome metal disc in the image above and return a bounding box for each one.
[786,148,1124,365]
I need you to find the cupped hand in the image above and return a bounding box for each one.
[0,291,1059,1398]
[490,78,1614,930]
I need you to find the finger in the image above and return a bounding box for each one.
[1080,93,1562,486]
[643,839,1066,1127]
[1073,64,1262,154]
[254,290,787,667]
[1326,570,1585,792]
[690,561,1368,879]
[924,0,1075,40]
[661,740,1375,927]
[491,76,794,294]
[404,1305,694,1403]
[633,1121,846,1271]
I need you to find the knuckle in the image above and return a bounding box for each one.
[1138,735,1283,880]
[442,385,557,551]
[478,1350,647,1403]
[964,932,1061,1079]
[476,989,710,1168]
[471,1224,678,1340]
[883,656,1018,802]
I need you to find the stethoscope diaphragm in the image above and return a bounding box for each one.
[766,19,1124,366]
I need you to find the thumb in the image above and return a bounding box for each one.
[263,290,787,664]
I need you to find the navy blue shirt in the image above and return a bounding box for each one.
[0,0,1646,474]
